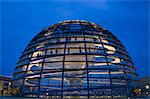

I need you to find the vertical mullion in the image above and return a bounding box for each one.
[37,30,54,97]
[21,52,34,96]
[118,57,130,97]
[80,21,90,98]
[61,21,71,99]
[61,35,67,99]
[37,24,61,97]
[37,49,47,97]
[99,35,113,98]
[84,33,90,98]
[110,41,130,97]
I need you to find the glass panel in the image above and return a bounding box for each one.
[63,69,88,96]
[43,62,63,70]
[32,51,45,57]
[45,56,63,62]
[65,62,86,69]
[27,63,42,74]
[66,43,84,48]
[15,65,27,72]
[65,55,86,62]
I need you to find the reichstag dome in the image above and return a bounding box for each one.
[13,20,137,98]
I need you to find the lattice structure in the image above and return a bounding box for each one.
[13,20,137,98]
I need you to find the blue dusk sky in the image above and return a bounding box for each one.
[0,0,149,78]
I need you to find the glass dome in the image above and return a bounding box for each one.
[13,20,137,98]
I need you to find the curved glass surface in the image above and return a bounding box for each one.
[13,20,137,98]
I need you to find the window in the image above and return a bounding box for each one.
[43,62,63,69]
[45,56,63,62]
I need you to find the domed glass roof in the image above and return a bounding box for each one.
[13,20,137,98]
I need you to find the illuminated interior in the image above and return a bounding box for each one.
[13,20,137,98]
